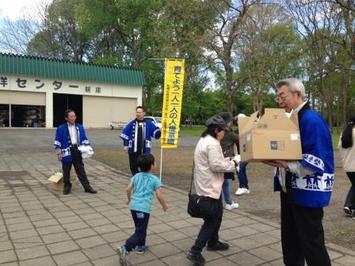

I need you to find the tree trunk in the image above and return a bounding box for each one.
[225,63,235,114]
[342,70,348,125]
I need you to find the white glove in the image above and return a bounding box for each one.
[236,165,240,173]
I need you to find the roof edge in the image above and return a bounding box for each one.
[0,52,142,72]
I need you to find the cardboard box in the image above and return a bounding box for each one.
[238,108,302,161]
[48,172,63,183]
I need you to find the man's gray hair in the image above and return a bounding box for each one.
[275,78,305,99]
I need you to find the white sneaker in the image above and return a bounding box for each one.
[225,202,239,210]
[235,188,250,196]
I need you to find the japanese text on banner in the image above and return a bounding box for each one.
[161,59,185,148]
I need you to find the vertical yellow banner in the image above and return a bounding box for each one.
[161,59,185,148]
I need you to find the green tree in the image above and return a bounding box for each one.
[27,0,90,62]
[77,0,217,117]
[203,0,258,114]
[284,0,354,125]
[77,0,173,112]
[237,4,303,112]
[160,0,219,123]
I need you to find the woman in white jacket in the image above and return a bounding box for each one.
[187,115,239,265]
[338,116,355,219]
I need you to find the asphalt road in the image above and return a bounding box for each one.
[0,128,199,154]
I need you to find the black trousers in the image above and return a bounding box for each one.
[62,146,90,189]
[128,153,142,176]
[125,210,150,251]
[280,192,331,266]
[344,172,355,209]
[191,197,223,253]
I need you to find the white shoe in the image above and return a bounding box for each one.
[235,188,250,196]
[225,202,239,210]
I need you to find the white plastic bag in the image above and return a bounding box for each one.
[78,145,94,159]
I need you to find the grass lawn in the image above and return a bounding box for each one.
[332,127,341,149]
[179,125,205,137]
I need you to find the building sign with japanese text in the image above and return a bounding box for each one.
[160,59,185,148]
[0,75,107,95]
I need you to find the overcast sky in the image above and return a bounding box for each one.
[0,0,52,21]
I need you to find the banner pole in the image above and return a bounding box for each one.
[159,148,163,182]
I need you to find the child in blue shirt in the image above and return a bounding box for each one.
[118,154,168,265]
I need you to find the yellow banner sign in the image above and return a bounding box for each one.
[161,59,185,148]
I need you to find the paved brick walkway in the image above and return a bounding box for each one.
[0,152,354,266]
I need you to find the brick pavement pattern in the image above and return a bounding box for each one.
[0,152,354,266]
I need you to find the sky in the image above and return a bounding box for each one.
[0,0,52,53]
[0,0,52,21]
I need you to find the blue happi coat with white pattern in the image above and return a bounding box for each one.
[54,123,90,164]
[274,103,334,208]
[120,119,161,154]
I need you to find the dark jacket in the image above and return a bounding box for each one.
[221,128,238,180]
[220,128,238,158]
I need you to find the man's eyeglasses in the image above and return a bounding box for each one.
[275,94,289,102]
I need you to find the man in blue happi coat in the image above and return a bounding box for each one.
[54,109,96,195]
[120,106,161,175]
[265,78,334,266]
